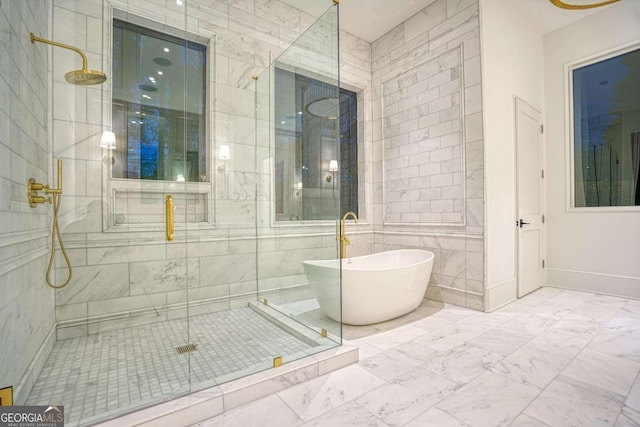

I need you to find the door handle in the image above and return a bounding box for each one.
[517,218,530,228]
[166,195,174,241]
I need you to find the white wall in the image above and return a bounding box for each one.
[544,3,640,298]
[480,0,544,310]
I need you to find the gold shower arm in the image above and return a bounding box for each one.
[549,0,620,10]
[30,33,89,71]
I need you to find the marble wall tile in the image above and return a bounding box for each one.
[130,259,199,295]
[200,254,257,287]
[56,263,130,305]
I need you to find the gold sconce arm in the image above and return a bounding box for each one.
[166,195,174,242]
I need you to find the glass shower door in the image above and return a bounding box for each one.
[255,4,343,362]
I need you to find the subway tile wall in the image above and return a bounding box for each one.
[0,0,56,403]
[372,0,485,310]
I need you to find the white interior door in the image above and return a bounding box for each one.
[515,98,545,298]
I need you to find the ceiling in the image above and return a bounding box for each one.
[280,0,619,42]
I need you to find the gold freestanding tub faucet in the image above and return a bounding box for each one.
[340,211,358,259]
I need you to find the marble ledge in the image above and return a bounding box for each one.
[95,345,358,427]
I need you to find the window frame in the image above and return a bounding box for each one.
[102,7,217,232]
[566,41,640,212]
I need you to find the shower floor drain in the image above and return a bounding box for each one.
[176,343,197,354]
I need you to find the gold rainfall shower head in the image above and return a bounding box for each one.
[549,0,621,10]
[30,33,107,85]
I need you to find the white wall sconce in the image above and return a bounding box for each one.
[326,159,338,183]
[100,131,116,164]
[295,181,303,197]
[217,144,231,171]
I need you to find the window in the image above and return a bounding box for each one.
[572,47,640,207]
[273,68,358,221]
[112,19,207,182]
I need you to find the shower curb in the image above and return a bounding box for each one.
[93,345,358,427]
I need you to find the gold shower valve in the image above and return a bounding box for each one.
[28,179,52,207]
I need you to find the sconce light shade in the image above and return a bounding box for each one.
[218,144,231,160]
[329,160,338,172]
[297,181,303,190]
[100,131,116,149]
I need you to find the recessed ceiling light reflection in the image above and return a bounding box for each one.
[176,0,183,5]
[280,121,286,124]
[157,71,163,75]
[297,111,303,115]
[164,47,170,53]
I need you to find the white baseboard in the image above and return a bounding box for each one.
[547,268,640,300]
[485,277,517,312]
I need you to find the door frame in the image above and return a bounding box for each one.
[514,96,546,298]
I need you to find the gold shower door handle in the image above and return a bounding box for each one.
[165,195,174,242]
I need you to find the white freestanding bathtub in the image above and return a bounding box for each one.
[302,249,434,325]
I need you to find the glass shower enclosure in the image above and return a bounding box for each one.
[6,1,343,426]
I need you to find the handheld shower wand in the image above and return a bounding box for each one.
[28,160,72,289]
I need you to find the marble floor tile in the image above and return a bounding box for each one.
[520,287,565,303]
[423,343,504,385]
[626,374,640,411]
[588,318,640,362]
[546,290,595,307]
[468,326,535,356]
[500,313,557,336]
[359,347,427,381]
[524,375,624,427]
[193,394,301,427]
[489,345,571,390]
[436,371,538,427]
[620,301,640,320]
[356,367,459,427]
[562,349,640,397]
[453,312,511,332]
[526,303,573,319]
[299,401,390,427]
[411,315,453,333]
[587,294,629,307]
[510,414,551,426]
[276,364,385,421]
[391,341,439,364]
[615,406,640,427]
[350,340,385,360]
[527,327,593,360]
[567,302,624,324]
[403,407,468,427]
[549,317,602,335]
[496,299,540,316]
[359,325,429,351]
[413,324,485,353]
